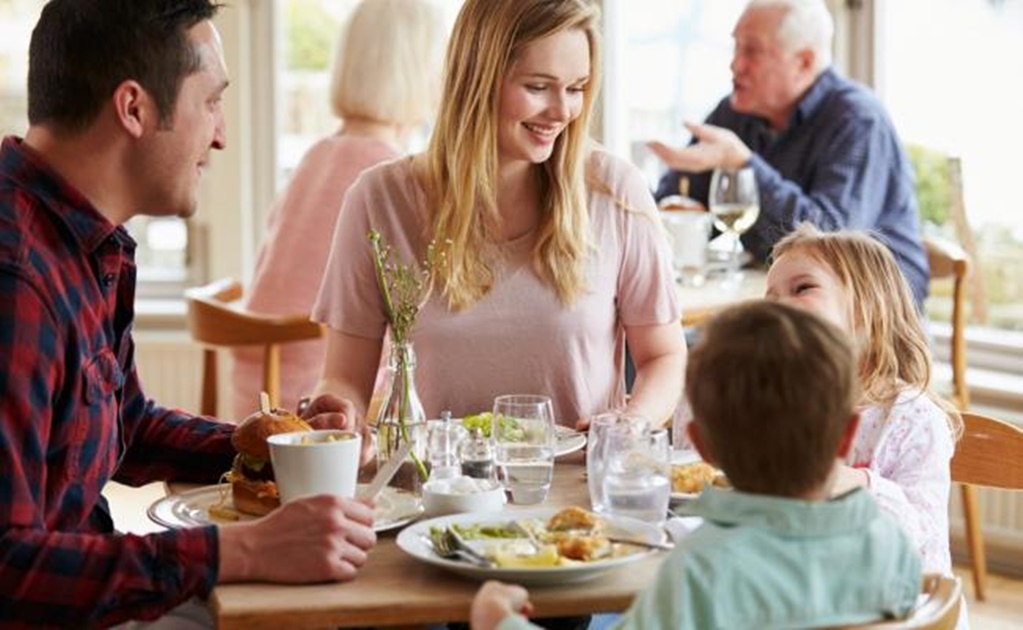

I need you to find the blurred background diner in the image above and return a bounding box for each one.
[1,0,1020,625]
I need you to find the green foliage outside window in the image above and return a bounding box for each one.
[286,0,338,71]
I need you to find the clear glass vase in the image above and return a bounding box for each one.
[375,341,429,498]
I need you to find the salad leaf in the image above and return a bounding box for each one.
[463,412,526,441]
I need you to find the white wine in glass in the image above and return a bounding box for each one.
[709,166,760,285]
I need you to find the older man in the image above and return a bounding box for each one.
[649,0,928,305]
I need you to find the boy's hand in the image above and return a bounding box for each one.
[471,580,534,630]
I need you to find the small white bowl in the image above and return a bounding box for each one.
[422,476,506,517]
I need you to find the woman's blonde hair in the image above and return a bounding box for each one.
[421,0,602,309]
[771,224,962,438]
[329,0,445,126]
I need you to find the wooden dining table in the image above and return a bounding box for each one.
[176,451,669,629]
[677,268,767,328]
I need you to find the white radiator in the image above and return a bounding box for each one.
[133,331,207,415]
[951,488,1023,576]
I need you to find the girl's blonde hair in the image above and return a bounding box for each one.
[329,0,445,126]
[421,0,602,309]
[771,224,962,438]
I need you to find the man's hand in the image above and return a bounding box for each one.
[647,121,752,173]
[300,393,374,466]
[471,580,534,630]
[218,494,377,584]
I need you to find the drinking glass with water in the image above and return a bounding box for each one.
[602,424,671,524]
[587,412,649,514]
[492,394,556,504]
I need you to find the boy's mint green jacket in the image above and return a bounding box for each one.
[498,488,921,630]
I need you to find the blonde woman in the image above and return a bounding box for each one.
[311,0,686,428]
[766,223,962,577]
[232,0,446,418]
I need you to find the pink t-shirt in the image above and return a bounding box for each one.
[231,134,399,419]
[311,149,681,424]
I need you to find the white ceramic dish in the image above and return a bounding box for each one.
[147,484,421,532]
[422,477,506,517]
[395,507,663,585]
[669,450,721,502]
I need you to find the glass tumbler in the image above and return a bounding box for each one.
[602,424,671,524]
[492,394,556,504]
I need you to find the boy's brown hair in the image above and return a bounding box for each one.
[686,301,859,497]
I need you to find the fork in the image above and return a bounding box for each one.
[428,530,495,568]
[444,528,496,568]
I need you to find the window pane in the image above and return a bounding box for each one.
[276,0,463,188]
[618,1,746,186]
[0,1,191,294]
[879,0,1023,331]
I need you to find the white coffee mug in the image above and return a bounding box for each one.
[268,429,362,503]
[660,210,711,285]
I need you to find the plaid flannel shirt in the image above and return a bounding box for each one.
[0,136,236,628]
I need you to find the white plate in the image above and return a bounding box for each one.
[395,508,662,585]
[147,484,422,532]
[452,419,586,458]
[669,451,718,502]
[553,425,587,457]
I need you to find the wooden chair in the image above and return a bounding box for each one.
[924,235,985,599]
[840,575,962,630]
[950,411,1023,600]
[184,278,323,416]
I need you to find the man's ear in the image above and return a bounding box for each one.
[835,411,860,460]
[687,421,716,465]
[112,80,152,139]
[796,47,816,76]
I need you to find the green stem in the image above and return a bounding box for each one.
[395,346,428,481]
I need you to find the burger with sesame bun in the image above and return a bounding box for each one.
[227,407,312,516]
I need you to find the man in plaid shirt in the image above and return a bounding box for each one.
[0,2,376,627]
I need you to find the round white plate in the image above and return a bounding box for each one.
[395,507,663,585]
[553,425,587,457]
[147,484,422,532]
[451,419,586,458]
[669,451,719,502]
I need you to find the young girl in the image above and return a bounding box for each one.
[766,223,962,576]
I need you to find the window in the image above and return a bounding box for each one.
[0,0,194,298]
[876,0,1023,333]
[604,0,747,187]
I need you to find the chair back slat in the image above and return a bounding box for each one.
[184,278,323,416]
[951,412,1023,490]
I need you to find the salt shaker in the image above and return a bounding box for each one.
[460,427,494,480]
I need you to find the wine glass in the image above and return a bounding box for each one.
[492,394,556,504]
[709,166,760,287]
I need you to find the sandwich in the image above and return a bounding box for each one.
[227,407,312,516]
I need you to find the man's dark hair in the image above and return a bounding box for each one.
[28,0,223,134]
[685,300,859,497]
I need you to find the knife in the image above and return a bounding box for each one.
[358,440,413,501]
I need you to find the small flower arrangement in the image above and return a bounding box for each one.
[368,229,445,484]
[368,229,442,344]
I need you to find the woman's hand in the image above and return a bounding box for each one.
[300,393,375,467]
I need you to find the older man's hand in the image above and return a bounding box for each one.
[648,121,753,173]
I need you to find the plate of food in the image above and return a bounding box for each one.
[149,404,422,532]
[460,412,586,458]
[147,483,421,532]
[670,450,727,501]
[395,506,665,585]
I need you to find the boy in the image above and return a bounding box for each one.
[471,301,921,629]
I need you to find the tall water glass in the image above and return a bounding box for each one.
[587,413,648,514]
[602,424,671,524]
[492,394,556,504]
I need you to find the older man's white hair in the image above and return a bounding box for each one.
[748,0,834,70]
